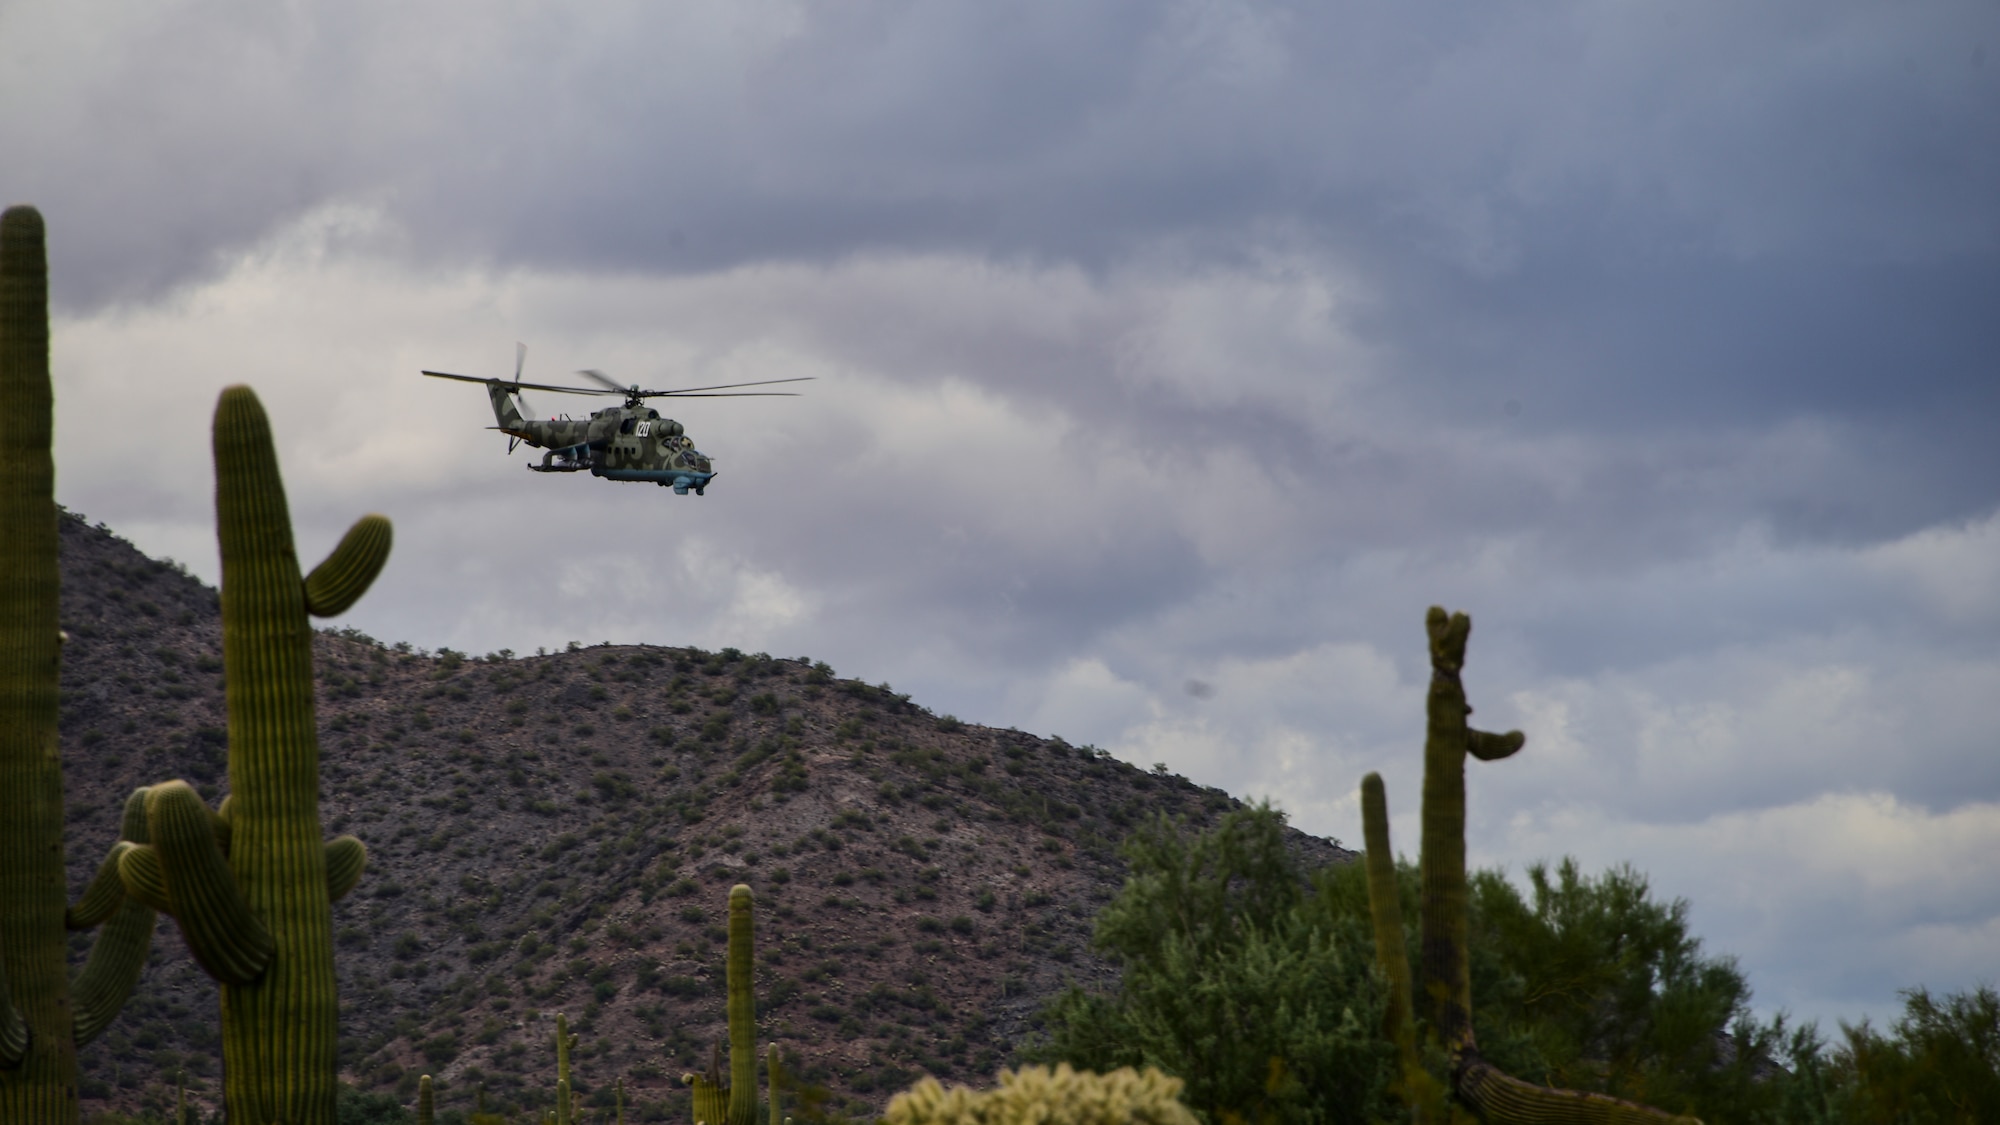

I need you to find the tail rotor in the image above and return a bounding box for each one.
[507,342,539,453]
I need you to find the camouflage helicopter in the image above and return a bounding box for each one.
[423,345,809,495]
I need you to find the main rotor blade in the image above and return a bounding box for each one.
[576,368,629,393]
[637,376,816,396]
[421,370,623,396]
[644,391,804,397]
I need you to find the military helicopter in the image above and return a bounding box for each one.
[422,345,809,495]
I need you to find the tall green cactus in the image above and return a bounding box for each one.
[685,885,759,1125]
[556,1011,576,1125]
[116,385,389,1125]
[418,1073,434,1125]
[1358,774,1444,1124]
[0,204,159,1124]
[765,1044,780,1125]
[1361,608,1700,1125]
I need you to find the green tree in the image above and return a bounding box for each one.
[1836,984,2000,1124]
[1464,859,1782,1117]
[1030,802,1834,1124]
[1025,804,1394,1124]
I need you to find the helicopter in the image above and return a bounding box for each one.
[422,345,809,495]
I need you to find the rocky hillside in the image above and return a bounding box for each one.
[51,511,1354,1122]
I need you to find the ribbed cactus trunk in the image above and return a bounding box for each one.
[418,1073,434,1125]
[1359,774,1442,1124]
[1417,608,1479,1057]
[727,886,756,1125]
[0,203,74,1123]
[1363,608,1700,1125]
[685,885,760,1125]
[765,1044,780,1125]
[0,205,160,1122]
[211,386,341,1124]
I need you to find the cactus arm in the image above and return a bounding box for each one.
[0,203,79,1115]
[68,892,153,1047]
[66,843,135,932]
[302,515,392,618]
[144,781,273,985]
[116,847,171,914]
[727,885,757,1125]
[0,970,24,1067]
[213,794,233,856]
[1457,1061,1702,1125]
[1467,729,1526,762]
[69,789,161,1047]
[67,788,152,935]
[324,837,367,902]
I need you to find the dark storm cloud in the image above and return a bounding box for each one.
[11,2,1996,547]
[14,0,2000,1028]
[14,2,1997,294]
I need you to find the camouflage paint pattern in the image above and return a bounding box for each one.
[430,373,720,493]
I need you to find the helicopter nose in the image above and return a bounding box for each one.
[672,478,691,495]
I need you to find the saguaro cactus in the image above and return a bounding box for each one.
[556,1012,576,1125]
[766,1044,780,1125]
[117,385,389,1125]
[1,204,159,1124]
[685,884,759,1125]
[1361,608,1700,1125]
[418,1073,434,1125]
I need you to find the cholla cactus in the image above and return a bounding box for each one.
[884,1064,1198,1125]
[1360,608,1700,1125]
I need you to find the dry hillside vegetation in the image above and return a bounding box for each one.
[52,511,1353,1122]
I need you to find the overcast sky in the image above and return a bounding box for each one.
[7,0,1997,1031]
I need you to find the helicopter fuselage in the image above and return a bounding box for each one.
[486,381,716,495]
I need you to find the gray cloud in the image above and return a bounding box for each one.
[12,0,1999,1031]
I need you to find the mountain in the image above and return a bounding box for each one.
[51,511,1354,1122]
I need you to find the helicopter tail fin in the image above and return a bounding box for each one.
[486,380,527,429]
